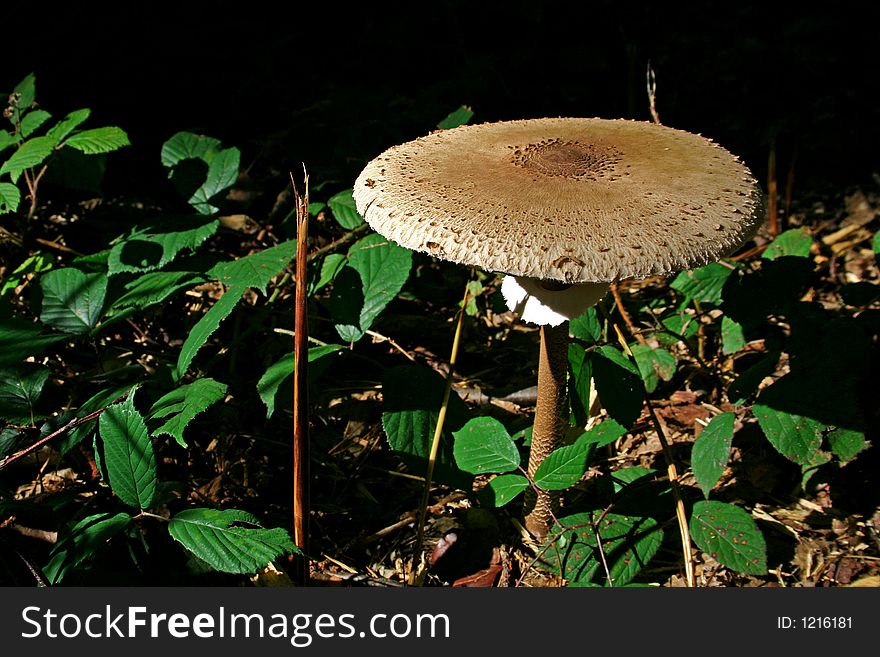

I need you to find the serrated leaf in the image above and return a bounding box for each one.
[568,342,592,427]
[189,146,239,214]
[309,253,346,295]
[46,108,91,141]
[109,271,205,311]
[576,419,628,448]
[99,392,157,509]
[43,512,132,584]
[58,383,132,455]
[208,239,295,295]
[20,110,51,138]
[690,501,767,575]
[0,135,58,183]
[0,364,50,424]
[753,403,826,467]
[610,466,655,493]
[590,346,643,427]
[329,233,412,342]
[692,412,735,498]
[176,283,246,377]
[0,130,13,154]
[545,512,663,586]
[569,307,602,343]
[452,416,520,474]
[149,378,227,447]
[437,105,474,130]
[721,315,746,355]
[670,262,733,304]
[257,345,344,419]
[0,316,65,366]
[657,309,700,345]
[168,508,299,575]
[0,182,20,213]
[762,228,812,260]
[630,343,676,393]
[327,188,364,229]
[160,131,222,169]
[480,474,529,507]
[64,126,130,154]
[108,215,219,276]
[12,74,36,116]
[382,364,471,489]
[827,428,869,463]
[534,441,593,490]
[39,267,107,334]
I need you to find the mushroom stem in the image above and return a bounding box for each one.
[524,321,570,539]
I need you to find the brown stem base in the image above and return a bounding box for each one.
[523,322,569,539]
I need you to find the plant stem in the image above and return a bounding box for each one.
[523,321,569,539]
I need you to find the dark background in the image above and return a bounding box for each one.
[4,1,878,199]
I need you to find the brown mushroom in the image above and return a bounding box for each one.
[354,117,761,538]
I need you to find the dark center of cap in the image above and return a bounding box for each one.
[511,139,622,181]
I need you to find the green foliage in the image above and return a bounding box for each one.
[149,378,228,447]
[256,344,344,418]
[692,412,736,498]
[590,345,643,427]
[160,132,240,214]
[98,391,157,509]
[545,511,663,586]
[39,268,107,334]
[630,343,676,393]
[0,363,49,424]
[689,501,767,575]
[327,188,364,229]
[168,508,299,575]
[108,215,219,275]
[382,364,471,488]
[533,438,593,490]
[720,315,746,354]
[670,262,733,304]
[176,283,247,377]
[437,105,474,130]
[0,73,128,213]
[452,416,520,474]
[328,233,413,342]
[762,228,812,260]
[44,512,132,584]
[208,239,296,295]
[480,474,530,507]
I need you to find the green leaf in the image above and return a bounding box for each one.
[168,508,299,574]
[0,182,20,213]
[189,146,239,214]
[753,404,826,467]
[2,252,53,297]
[39,268,107,335]
[590,346,643,427]
[310,253,347,295]
[12,73,36,117]
[577,419,628,448]
[46,108,91,142]
[382,364,472,489]
[670,262,733,304]
[108,271,205,311]
[208,239,295,295]
[0,316,65,366]
[610,466,656,493]
[480,474,529,507]
[99,392,157,509]
[630,343,676,393]
[692,412,735,498]
[720,315,746,355]
[108,215,219,276]
[727,351,780,404]
[327,188,364,229]
[20,110,51,138]
[545,512,663,586]
[160,132,222,168]
[64,126,130,154]
[568,342,592,427]
[826,428,869,463]
[0,130,13,154]
[149,378,228,447]
[176,283,247,377]
[656,309,700,345]
[533,441,593,490]
[452,416,520,474]
[329,233,412,342]
[689,501,767,575]
[569,307,602,343]
[873,231,880,255]
[0,364,50,424]
[762,228,812,260]
[437,105,474,130]
[256,344,344,419]
[58,383,132,455]
[0,135,58,183]
[43,512,132,584]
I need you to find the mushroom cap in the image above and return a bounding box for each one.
[353,118,762,283]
